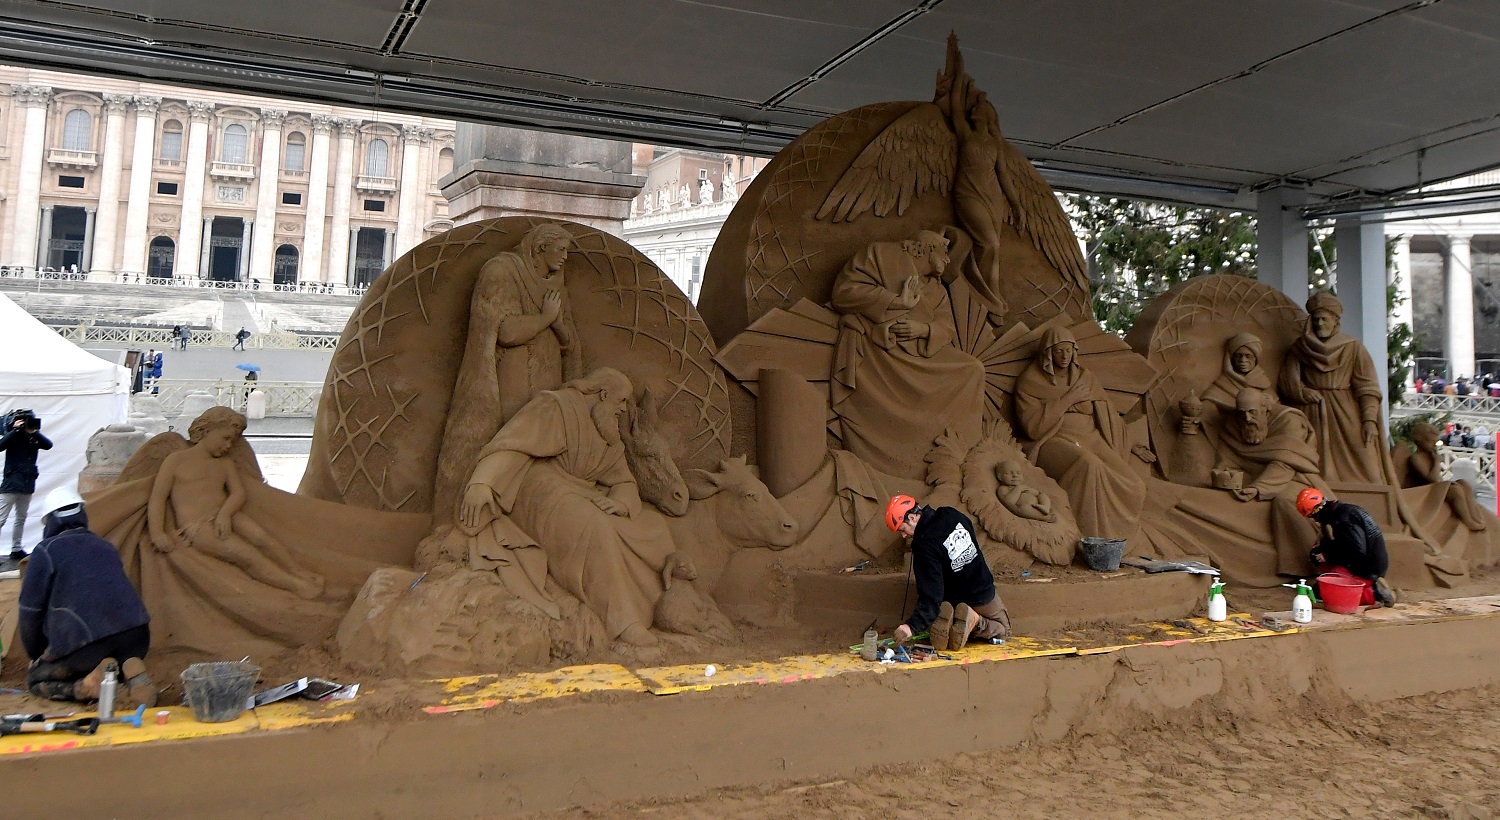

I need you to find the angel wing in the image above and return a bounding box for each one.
[997,139,1090,293]
[114,432,189,484]
[816,103,957,223]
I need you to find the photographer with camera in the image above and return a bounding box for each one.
[1,409,54,576]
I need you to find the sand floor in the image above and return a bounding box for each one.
[540,684,1500,819]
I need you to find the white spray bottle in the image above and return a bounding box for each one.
[1291,579,1313,624]
[1207,580,1227,622]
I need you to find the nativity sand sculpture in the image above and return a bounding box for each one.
[84,36,1500,678]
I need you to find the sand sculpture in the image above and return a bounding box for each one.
[82,37,1500,677]
[1392,422,1488,532]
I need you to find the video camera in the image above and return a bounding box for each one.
[2,408,40,433]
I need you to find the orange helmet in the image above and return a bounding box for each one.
[885,495,918,533]
[1296,488,1326,517]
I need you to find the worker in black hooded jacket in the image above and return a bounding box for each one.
[1297,487,1396,607]
[885,495,1011,651]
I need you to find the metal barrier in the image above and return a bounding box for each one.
[1400,391,1500,416]
[0,265,367,297]
[1439,444,1498,497]
[149,379,323,417]
[51,323,339,350]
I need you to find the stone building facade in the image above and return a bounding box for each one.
[0,67,455,288]
[623,147,767,302]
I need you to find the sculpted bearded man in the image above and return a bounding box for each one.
[830,230,986,478]
[459,368,675,647]
[435,223,584,519]
[1278,290,1385,484]
[1212,388,1328,575]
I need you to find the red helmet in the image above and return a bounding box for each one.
[1296,488,1326,517]
[885,495,918,533]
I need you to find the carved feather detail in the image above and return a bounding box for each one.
[997,139,1089,292]
[815,103,956,223]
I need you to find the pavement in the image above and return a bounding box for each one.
[85,344,335,383]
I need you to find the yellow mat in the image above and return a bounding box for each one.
[1072,614,1295,655]
[636,636,1080,695]
[424,663,647,714]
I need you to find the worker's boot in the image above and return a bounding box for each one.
[950,604,981,650]
[927,602,954,650]
[1373,576,1398,608]
[72,658,117,702]
[120,657,158,709]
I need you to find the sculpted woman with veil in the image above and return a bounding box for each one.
[1014,326,1147,540]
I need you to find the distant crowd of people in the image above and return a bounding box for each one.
[1415,371,1500,399]
[1438,423,1496,451]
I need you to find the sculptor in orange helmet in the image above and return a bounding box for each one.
[1295,487,1326,518]
[885,495,918,533]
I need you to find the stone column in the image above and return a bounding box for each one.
[198,215,212,279]
[10,86,52,269]
[36,204,53,269]
[1255,186,1309,304]
[303,115,334,282]
[346,226,358,284]
[1445,234,1476,379]
[176,101,215,280]
[1393,235,1415,389]
[394,125,424,257]
[326,119,358,282]
[383,228,395,269]
[248,109,285,282]
[120,96,159,276]
[1334,217,1389,419]
[92,93,131,276]
[238,217,253,282]
[81,207,97,272]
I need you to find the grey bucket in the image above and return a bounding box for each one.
[180,661,260,723]
[1078,537,1126,572]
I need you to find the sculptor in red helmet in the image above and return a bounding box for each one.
[886,496,1011,651]
[1297,488,1396,607]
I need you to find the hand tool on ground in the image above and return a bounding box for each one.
[98,704,146,729]
[0,716,100,736]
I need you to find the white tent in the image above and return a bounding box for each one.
[0,291,128,552]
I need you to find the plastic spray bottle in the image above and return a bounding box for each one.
[1292,579,1314,624]
[1207,580,1227,622]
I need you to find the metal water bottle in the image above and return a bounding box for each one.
[98,665,118,720]
[1207,580,1227,622]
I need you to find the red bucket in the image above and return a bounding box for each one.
[1316,573,1367,615]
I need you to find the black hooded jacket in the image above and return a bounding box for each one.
[0,426,53,494]
[903,506,997,635]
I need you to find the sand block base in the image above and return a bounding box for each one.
[794,567,1211,632]
[9,610,1500,817]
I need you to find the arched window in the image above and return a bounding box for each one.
[221,123,248,164]
[62,109,92,151]
[283,131,306,171]
[147,236,175,279]
[273,244,299,286]
[160,120,184,161]
[437,147,454,179]
[364,138,389,177]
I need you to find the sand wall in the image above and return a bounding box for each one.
[7,616,1500,818]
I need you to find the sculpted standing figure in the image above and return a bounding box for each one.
[435,224,584,518]
[829,230,986,478]
[1014,326,1150,539]
[460,369,676,646]
[1278,291,1385,484]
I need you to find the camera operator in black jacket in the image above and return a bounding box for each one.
[1,409,53,576]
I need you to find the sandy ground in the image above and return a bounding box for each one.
[540,684,1500,820]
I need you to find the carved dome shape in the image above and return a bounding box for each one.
[301,217,732,513]
[698,40,1091,347]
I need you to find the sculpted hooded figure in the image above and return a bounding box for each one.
[434,223,585,520]
[1014,326,1147,540]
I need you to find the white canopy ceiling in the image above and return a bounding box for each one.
[2,0,1497,208]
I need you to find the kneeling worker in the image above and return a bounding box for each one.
[1296,488,1397,607]
[887,495,1011,649]
[19,486,156,705]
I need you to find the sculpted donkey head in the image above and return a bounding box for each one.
[684,455,799,549]
[622,387,690,516]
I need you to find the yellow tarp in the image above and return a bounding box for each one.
[1072,614,1294,655]
[424,663,646,714]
